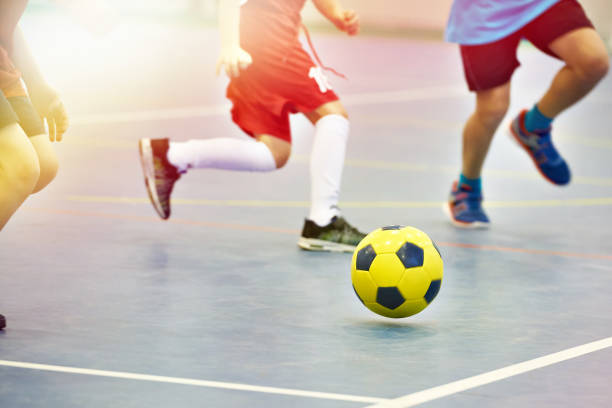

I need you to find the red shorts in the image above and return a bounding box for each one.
[460,0,594,92]
[226,44,339,143]
[0,46,26,98]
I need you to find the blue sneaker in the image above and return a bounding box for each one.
[510,110,571,185]
[445,181,490,229]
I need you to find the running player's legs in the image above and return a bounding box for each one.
[302,99,351,226]
[165,103,290,173]
[532,27,609,119]
[295,71,365,250]
[505,0,606,186]
[523,0,609,119]
[138,91,290,219]
[0,93,40,230]
[457,33,519,179]
[446,31,521,228]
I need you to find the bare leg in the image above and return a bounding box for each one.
[0,124,40,230]
[537,28,609,118]
[255,135,291,169]
[304,100,348,124]
[29,134,59,193]
[462,82,511,179]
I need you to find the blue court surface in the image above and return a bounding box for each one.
[1,13,611,408]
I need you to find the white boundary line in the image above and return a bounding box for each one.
[70,86,467,126]
[364,336,612,408]
[1,338,610,405]
[0,360,386,404]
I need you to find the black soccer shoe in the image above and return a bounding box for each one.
[139,138,181,219]
[0,314,6,330]
[298,216,367,253]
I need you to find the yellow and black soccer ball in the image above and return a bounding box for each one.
[351,225,443,318]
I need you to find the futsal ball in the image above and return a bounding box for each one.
[351,225,443,318]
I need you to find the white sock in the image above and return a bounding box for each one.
[167,138,277,173]
[309,114,349,226]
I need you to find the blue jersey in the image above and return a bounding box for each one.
[446,0,561,45]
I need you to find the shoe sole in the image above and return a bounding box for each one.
[138,138,169,220]
[443,203,489,229]
[297,237,357,253]
[508,117,567,187]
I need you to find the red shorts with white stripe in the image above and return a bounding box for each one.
[226,43,339,143]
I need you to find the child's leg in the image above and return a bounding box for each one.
[28,134,59,193]
[535,28,609,119]
[7,95,59,194]
[447,31,520,228]
[462,83,511,179]
[507,4,606,186]
[166,135,285,173]
[445,83,510,229]
[0,123,40,230]
[296,100,365,251]
[165,100,292,173]
[139,134,289,220]
[304,100,349,227]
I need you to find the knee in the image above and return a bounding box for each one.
[272,147,291,169]
[475,85,510,127]
[575,53,610,83]
[307,101,348,123]
[31,150,59,193]
[332,107,349,120]
[476,98,509,127]
[0,148,40,196]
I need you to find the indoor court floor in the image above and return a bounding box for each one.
[1,12,611,408]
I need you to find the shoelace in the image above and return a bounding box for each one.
[453,189,482,210]
[533,134,560,162]
[301,23,346,79]
[343,223,360,235]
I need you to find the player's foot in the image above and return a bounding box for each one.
[445,181,489,229]
[139,138,181,219]
[298,216,367,253]
[0,314,6,330]
[509,110,571,185]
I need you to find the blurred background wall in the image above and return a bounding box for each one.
[27,0,612,45]
[302,0,612,40]
[155,0,611,41]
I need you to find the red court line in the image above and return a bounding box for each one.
[438,241,612,261]
[25,207,612,261]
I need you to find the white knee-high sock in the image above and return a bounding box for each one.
[167,138,277,173]
[309,114,349,226]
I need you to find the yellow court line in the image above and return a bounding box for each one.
[56,137,612,186]
[66,195,612,209]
